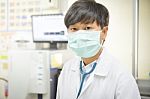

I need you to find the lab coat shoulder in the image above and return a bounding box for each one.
[114,68,141,99]
[108,56,141,99]
[100,51,141,99]
[115,72,141,99]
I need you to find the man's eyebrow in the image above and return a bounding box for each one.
[69,25,76,28]
[86,24,93,26]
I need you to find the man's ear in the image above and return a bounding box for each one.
[101,26,108,40]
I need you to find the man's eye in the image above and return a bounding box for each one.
[85,27,92,30]
[70,28,78,32]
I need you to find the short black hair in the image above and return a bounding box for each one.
[64,0,109,29]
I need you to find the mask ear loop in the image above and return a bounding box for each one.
[102,39,105,46]
[100,29,105,47]
[100,39,105,49]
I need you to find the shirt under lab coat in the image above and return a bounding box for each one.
[56,48,141,99]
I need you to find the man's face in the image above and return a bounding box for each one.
[67,21,108,42]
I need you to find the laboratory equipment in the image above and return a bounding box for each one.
[31,14,67,43]
[32,14,68,50]
[8,50,50,99]
[31,14,68,50]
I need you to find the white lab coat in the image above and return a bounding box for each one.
[56,48,141,99]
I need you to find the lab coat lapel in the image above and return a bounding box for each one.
[79,73,94,97]
[94,48,111,77]
[70,58,81,97]
[75,69,81,95]
[70,57,94,98]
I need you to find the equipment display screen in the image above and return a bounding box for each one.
[32,14,67,42]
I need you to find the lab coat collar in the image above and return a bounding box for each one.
[94,48,111,77]
[71,48,111,77]
[70,56,80,72]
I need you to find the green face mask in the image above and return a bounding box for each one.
[67,30,102,58]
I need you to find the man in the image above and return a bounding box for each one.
[56,0,141,99]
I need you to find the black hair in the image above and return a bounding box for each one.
[64,0,109,29]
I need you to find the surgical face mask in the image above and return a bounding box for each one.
[67,30,103,58]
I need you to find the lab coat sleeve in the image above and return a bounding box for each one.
[115,72,141,99]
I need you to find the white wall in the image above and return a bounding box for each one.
[96,0,133,72]
[138,0,150,79]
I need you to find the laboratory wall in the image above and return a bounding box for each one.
[96,0,133,72]
[138,0,150,79]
